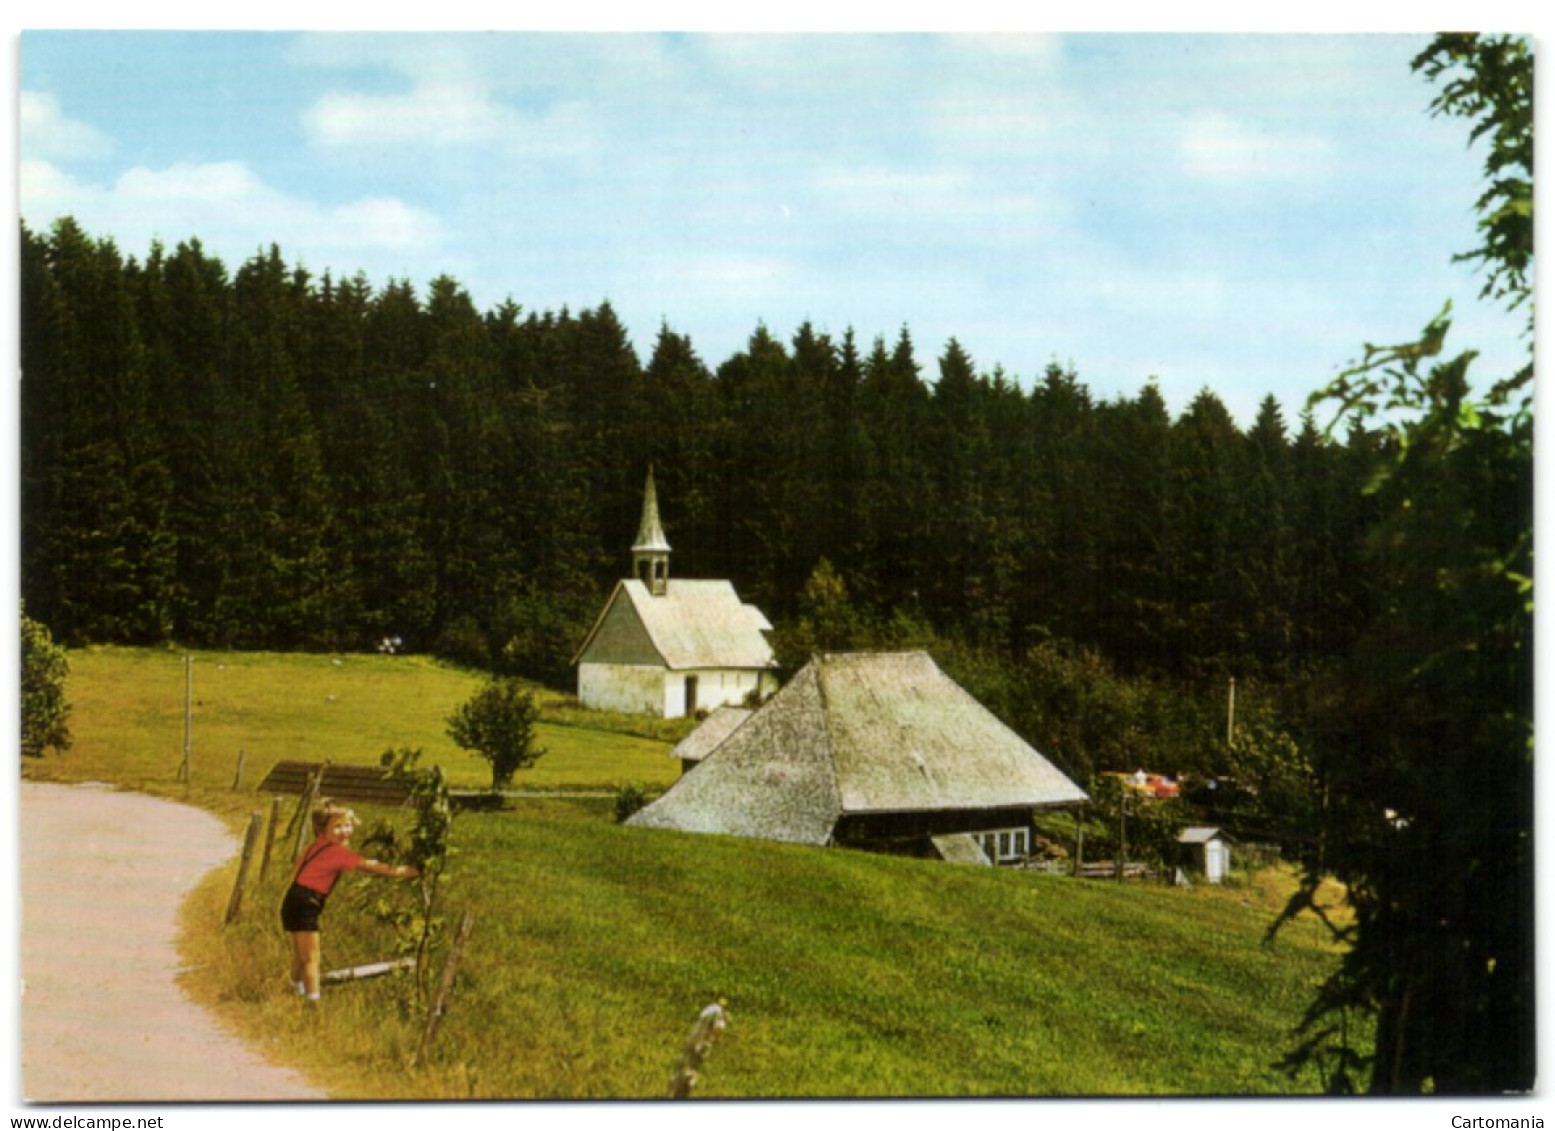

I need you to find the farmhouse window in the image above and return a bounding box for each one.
[976,827,1029,864]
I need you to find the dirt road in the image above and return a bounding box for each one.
[19,781,324,1102]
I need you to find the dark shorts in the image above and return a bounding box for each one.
[280,883,328,933]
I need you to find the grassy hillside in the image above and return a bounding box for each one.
[31,646,1360,1097]
[188,803,1351,1098]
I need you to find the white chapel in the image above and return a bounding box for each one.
[572,467,779,719]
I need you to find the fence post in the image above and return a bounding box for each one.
[1116,794,1128,882]
[415,909,477,1068]
[291,766,327,861]
[258,796,283,880]
[224,812,264,925]
[281,774,306,841]
[232,749,247,791]
[177,655,193,783]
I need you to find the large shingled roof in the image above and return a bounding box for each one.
[628,651,1087,845]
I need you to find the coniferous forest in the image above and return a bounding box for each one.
[19,217,1379,679]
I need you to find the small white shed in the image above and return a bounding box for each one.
[1178,826,1233,883]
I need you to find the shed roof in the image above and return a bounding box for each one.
[628,651,1087,845]
[931,833,993,866]
[671,707,753,764]
[574,579,776,671]
[1177,826,1230,845]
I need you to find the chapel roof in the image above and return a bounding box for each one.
[573,579,776,671]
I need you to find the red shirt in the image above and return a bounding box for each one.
[294,838,364,895]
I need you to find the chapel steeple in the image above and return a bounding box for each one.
[632,464,671,596]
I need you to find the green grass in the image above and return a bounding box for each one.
[32,646,1363,1098]
[186,808,1352,1098]
[39,646,680,802]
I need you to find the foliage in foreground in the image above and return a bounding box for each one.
[364,747,457,1006]
[1275,32,1534,1095]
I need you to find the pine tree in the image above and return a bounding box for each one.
[857,328,931,615]
[1090,383,1175,671]
[1242,395,1295,672]
[21,218,173,643]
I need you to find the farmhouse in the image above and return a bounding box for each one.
[628,651,1088,863]
[573,468,778,718]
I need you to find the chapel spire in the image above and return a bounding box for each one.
[632,464,671,595]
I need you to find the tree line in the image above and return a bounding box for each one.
[20,216,1380,694]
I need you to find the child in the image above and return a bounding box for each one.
[280,800,418,1002]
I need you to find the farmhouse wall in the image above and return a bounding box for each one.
[833,806,1036,848]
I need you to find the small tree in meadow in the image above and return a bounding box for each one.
[446,678,545,790]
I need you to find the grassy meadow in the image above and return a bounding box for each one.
[30,646,1361,1098]
[39,646,683,808]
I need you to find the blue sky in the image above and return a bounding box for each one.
[17,28,1534,427]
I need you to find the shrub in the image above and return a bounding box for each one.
[613,782,649,823]
[21,603,71,758]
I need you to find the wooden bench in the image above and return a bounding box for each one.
[257,760,413,807]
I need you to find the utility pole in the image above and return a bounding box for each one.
[1116,791,1128,882]
[1227,676,1237,747]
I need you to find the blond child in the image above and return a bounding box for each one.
[280,801,418,1002]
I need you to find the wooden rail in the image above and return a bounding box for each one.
[257,760,413,807]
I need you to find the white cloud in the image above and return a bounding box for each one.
[302,78,605,166]
[116,160,268,207]
[304,82,513,147]
[1179,109,1336,183]
[21,158,446,268]
[20,159,100,221]
[19,91,113,163]
[326,198,446,251]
